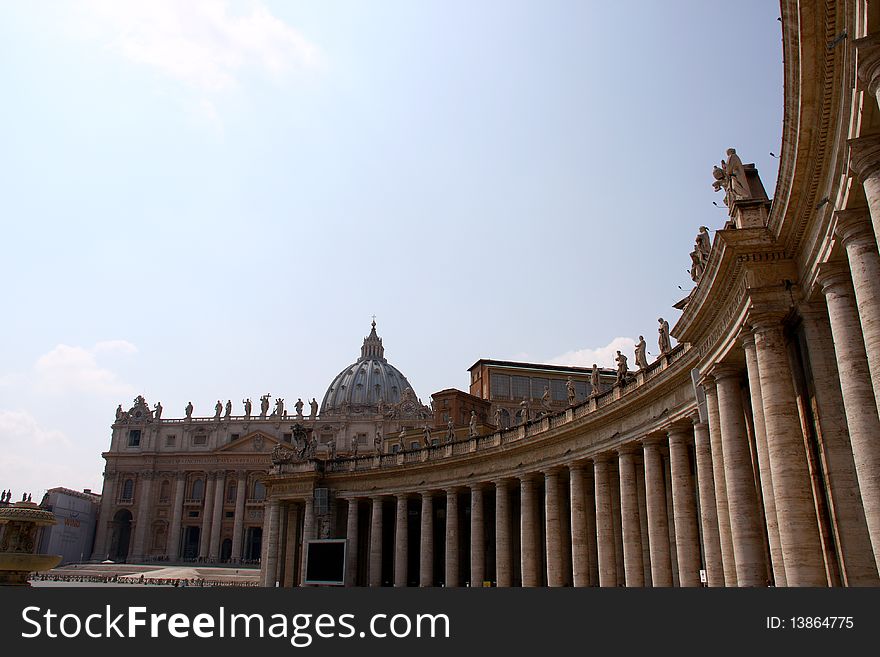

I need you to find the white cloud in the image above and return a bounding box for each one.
[548,336,637,369]
[0,410,70,448]
[75,0,321,92]
[34,342,136,397]
[0,410,79,499]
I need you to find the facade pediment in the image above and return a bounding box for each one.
[215,431,279,453]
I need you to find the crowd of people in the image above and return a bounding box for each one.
[29,572,259,587]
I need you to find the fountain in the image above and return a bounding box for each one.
[0,494,62,587]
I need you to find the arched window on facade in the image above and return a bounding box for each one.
[120,478,134,501]
[159,479,171,503]
[501,409,511,428]
[191,478,204,501]
[252,480,266,501]
[227,482,237,503]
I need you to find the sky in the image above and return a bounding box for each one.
[0,0,783,499]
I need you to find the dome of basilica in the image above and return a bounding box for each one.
[320,321,420,416]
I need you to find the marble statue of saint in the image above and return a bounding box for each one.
[309,398,318,420]
[374,429,383,454]
[328,439,336,461]
[260,394,270,419]
[275,397,285,418]
[468,411,478,438]
[566,377,576,406]
[615,351,628,385]
[424,424,432,447]
[690,248,704,282]
[445,419,455,443]
[224,400,232,418]
[185,401,194,419]
[519,399,530,425]
[696,226,711,263]
[295,398,304,418]
[308,435,318,458]
[541,386,552,413]
[242,398,252,418]
[493,405,502,428]
[214,400,223,419]
[153,402,163,421]
[377,397,385,416]
[635,336,649,370]
[713,148,751,207]
[658,317,672,355]
[590,364,600,397]
[116,404,123,421]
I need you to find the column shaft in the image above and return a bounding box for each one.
[369,497,383,587]
[132,474,153,559]
[283,504,300,587]
[231,472,247,562]
[300,497,315,586]
[471,486,486,586]
[693,421,724,586]
[209,471,226,560]
[198,474,216,559]
[394,495,408,587]
[262,499,281,586]
[420,493,434,587]
[495,481,512,587]
[644,441,672,586]
[544,471,564,587]
[167,474,186,561]
[346,499,359,587]
[445,490,459,587]
[618,450,644,586]
[570,465,589,586]
[704,381,737,585]
[668,429,701,587]
[520,477,540,587]
[594,457,617,587]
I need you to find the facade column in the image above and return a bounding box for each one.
[819,264,880,574]
[593,455,617,587]
[741,332,786,585]
[703,378,737,585]
[847,135,880,263]
[369,496,383,587]
[261,498,281,586]
[420,492,434,587]
[198,473,216,559]
[714,366,766,586]
[692,419,723,586]
[394,495,408,587]
[543,470,564,587]
[751,314,827,585]
[494,480,512,587]
[836,209,880,416]
[231,470,247,562]
[91,471,118,560]
[167,472,186,561]
[471,485,486,587]
[445,489,460,587]
[520,475,540,587]
[209,470,226,560]
[617,448,644,587]
[283,503,300,587]
[668,426,701,587]
[569,464,589,587]
[300,497,315,586]
[345,498,359,587]
[643,438,672,586]
[132,471,154,559]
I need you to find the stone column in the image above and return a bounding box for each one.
[643,439,672,586]
[369,496,383,587]
[543,470,564,587]
[494,480,512,587]
[91,471,117,560]
[593,455,617,587]
[262,498,281,587]
[820,264,880,574]
[231,471,247,562]
[692,419,723,587]
[394,494,408,587]
[471,485,486,587]
[703,379,737,585]
[198,473,216,559]
[445,489,459,587]
[714,367,766,586]
[209,470,226,560]
[420,493,433,587]
[520,476,540,587]
[167,472,186,561]
[668,426,701,587]
[283,503,300,587]
[855,34,880,112]
[741,332,786,585]
[570,464,589,587]
[847,135,880,258]
[300,497,315,586]
[751,314,827,585]
[345,498,359,587]
[617,448,644,587]
[132,471,154,559]
[835,209,880,416]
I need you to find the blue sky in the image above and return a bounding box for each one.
[0,0,783,498]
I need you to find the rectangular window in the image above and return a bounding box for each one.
[127,430,141,447]
[165,434,176,447]
[511,376,529,400]
[392,444,400,454]
[410,441,420,450]
[283,433,292,443]
[230,433,240,442]
[575,381,589,398]
[551,379,568,401]
[225,511,234,518]
[490,374,511,400]
[431,438,440,446]
[188,511,199,518]
[193,434,207,446]
[531,377,549,400]
[357,433,367,444]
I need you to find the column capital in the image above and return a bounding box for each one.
[420,490,433,500]
[708,363,742,383]
[746,309,789,334]
[855,33,880,94]
[834,208,876,247]
[235,469,248,480]
[816,260,854,296]
[469,481,487,492]
[395,492,409,501]
[592,452,614,465]
[542,466,564,477]
[567,461,587,473]
[139,470,155,481]
[739,327,756,349]
[848,134,880,180]
[614,443,639,457]
[698,374,716,391]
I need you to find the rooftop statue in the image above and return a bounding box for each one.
[658,317,671,355]
[566,377,576,406]
[712,147,752,208]
[242,398,252,418]
[635,336,649,370]
[185,401,193,419]
[590,364,600,397]
[615,351,628,386]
